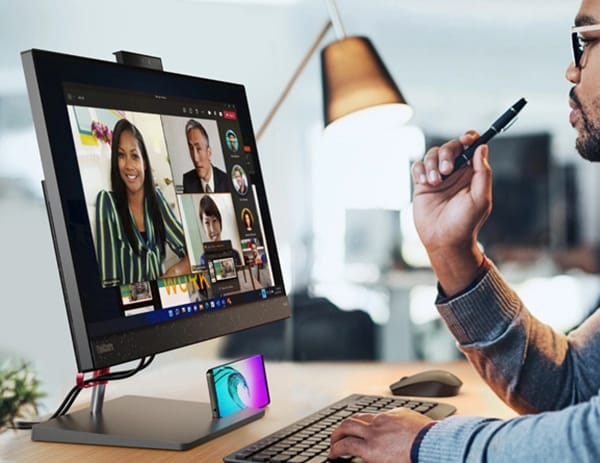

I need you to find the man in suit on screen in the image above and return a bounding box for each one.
[183,119,229,193]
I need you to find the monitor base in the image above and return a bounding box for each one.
[31,395,265,450]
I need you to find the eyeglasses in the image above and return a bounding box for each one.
[572,24,600,68]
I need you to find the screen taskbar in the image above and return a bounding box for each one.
[87,285,284,338]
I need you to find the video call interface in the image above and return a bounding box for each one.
[64,83,278,328]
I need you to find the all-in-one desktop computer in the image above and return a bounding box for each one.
[22,48,290,449]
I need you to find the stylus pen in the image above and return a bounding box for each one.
[441,97,528,180]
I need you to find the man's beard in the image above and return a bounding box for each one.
[572,89,600,161]
[576,117,600,161]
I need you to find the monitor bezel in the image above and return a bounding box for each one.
[22,49,289,372]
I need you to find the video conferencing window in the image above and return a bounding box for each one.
[65,84,276,323]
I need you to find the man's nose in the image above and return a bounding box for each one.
[566,61,581,84]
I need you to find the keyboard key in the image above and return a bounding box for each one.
[305,456,329,463]
[287,456,310,463]
[270,456,291,463]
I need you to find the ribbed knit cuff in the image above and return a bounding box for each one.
[436,264,521,345]
[410,421,437,463]
[417,415,499,462]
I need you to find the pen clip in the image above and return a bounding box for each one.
[500,116,518,133]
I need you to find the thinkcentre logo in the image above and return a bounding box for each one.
[95,342,114,354]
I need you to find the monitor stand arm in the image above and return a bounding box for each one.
[90,369,109,418]
[90,384,105,418]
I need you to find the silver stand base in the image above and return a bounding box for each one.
[31,395,265,450]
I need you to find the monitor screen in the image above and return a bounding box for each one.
[22,49,290,374]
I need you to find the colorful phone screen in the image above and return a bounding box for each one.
[207,354,270,417]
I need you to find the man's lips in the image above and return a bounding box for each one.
[569,99,581,126]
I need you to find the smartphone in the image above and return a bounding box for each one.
[206,354,270,418]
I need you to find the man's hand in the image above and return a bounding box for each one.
[329,408,434,463]
[162,255,191,277]
[410,131,493,295]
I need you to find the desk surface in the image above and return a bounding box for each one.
[1,360,515,462]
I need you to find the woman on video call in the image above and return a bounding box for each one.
[96,118,190,287]
[198,194,242,268]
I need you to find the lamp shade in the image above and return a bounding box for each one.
[321,36,411,126]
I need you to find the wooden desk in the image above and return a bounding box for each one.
[0,360,515,462]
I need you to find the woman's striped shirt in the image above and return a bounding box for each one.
[95,188,186,287]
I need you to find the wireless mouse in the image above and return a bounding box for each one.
[389,369,462,397]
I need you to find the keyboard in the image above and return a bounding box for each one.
[223,393,456,463]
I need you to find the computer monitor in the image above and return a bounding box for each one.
[21,49,290,449]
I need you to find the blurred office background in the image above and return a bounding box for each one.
[3,0,600,412]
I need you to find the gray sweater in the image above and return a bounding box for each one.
[416,263,600,462]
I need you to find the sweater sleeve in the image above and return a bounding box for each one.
[414,262,600,462]
[417,396,600,462]
[437,262,600,414]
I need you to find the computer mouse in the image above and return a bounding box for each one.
[389,369,462,397]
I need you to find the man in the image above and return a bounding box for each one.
[183,119,229,193]
[329,1,600,462]
[233,165,248,195]
[227,130,239,152]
